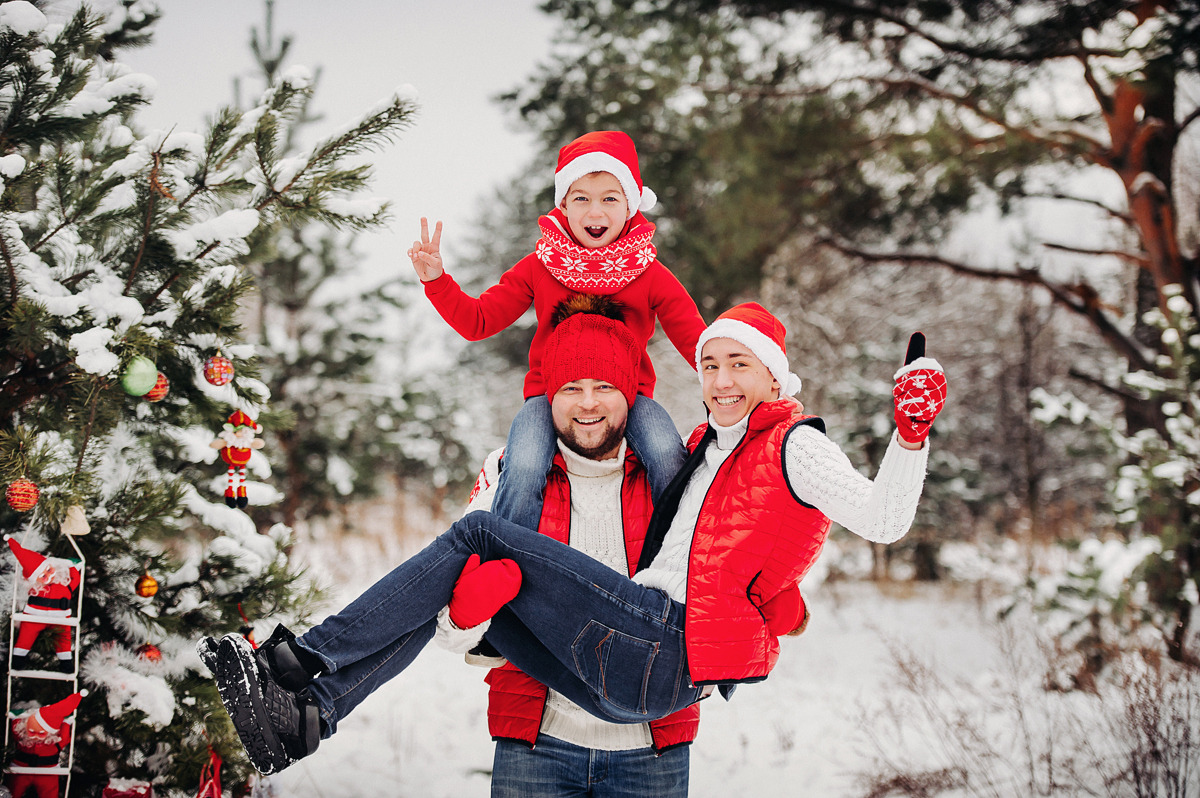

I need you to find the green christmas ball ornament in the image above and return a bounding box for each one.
[121,355,158,396]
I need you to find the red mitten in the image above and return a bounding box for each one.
[893,332,946,445]
[449,554,522,629]
[760,584,809,637]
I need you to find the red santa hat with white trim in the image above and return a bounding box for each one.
[5,535,74,585]
[695,302,803,397]
[32,690,87,731]
[553,131,657,218]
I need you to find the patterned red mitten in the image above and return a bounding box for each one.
[760,584,809,637]
[893,332,946,445]
[449,554,523,630]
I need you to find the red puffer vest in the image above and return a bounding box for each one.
[484,448,701,752]
[639,399,832,686]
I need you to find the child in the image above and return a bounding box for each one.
[408,130,705,530]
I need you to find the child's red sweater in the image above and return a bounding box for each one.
[423,251,705,400]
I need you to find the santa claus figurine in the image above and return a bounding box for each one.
[6,691,86,798]
[210,409,264,509]
[5,536,81,673]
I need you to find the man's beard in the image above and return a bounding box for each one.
[558,419,625,460]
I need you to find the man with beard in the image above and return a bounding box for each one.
[432,294,715,797]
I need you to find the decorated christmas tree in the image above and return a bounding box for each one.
[1,2,416,794]
[235,2,477,532]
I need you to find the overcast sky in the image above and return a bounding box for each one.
[122,0,557,282]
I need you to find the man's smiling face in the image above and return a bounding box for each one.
[560,171,629,249]
[700,337,780,426]
[551,378,628,460]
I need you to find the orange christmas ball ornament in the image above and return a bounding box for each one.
[135,572,159,598]
[145,372,170,402]
[203,354,234,386]
[6,478,39,512]
[136,643,162,662]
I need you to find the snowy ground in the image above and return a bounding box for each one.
[267,528,1000,798]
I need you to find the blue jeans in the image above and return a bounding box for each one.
[491,735,689,798]
[299,511,704,736]
[492,394,686,530]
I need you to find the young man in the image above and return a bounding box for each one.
[203,301,945,778]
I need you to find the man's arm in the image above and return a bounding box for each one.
[784,427,928,544]
[785,334,947,543]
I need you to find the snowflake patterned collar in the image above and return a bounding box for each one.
[536,208,657,295]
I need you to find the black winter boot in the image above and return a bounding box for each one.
[257,624,326,691]
[197,636,219,672]
[213,633,321,775]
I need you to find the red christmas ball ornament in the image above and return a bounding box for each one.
[203,354,234,386]
[136,643,162,662]
[144,372,170,402]
[6,478,39,512]
[135,571,159,598]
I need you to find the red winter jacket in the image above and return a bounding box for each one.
[637,399,832,686]
[484,448,701,752]
[422,251,704,400]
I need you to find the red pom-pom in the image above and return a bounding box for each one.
[136,643,162,662]
[6,478,39,512]
[203,354,234,386]
[144,372,170,402]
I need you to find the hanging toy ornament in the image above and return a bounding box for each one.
[144,372,170,402]
[6,536,82,672]
[203,353,234,386]
[8,691,87,798]
[121,355,159,396]
[210,409,264,508]
[135,570,159,598]
[6,478,39,512]
[136,643,162,662]
[62,504,91,535]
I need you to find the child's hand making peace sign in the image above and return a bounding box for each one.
[408,217,445,282]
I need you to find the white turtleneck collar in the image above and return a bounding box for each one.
[557,438,627,478]
[707,413,750,451]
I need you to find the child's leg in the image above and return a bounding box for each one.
[491,396,557,530]
[625,395,686,503]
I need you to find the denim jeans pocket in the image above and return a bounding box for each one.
[571,620,659,715]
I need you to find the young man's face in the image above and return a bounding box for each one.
[560,172,629,249]
[700,337,780,426]
[551,378,629,460]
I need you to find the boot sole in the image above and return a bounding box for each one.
[214,634,292,774]
[197,636,219,673]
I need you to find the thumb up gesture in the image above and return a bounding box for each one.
[893,332,946,447]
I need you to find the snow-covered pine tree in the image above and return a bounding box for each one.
[0,2,416,793]
[235,1,477,531]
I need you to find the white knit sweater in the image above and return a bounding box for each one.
[634,414,928,602]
